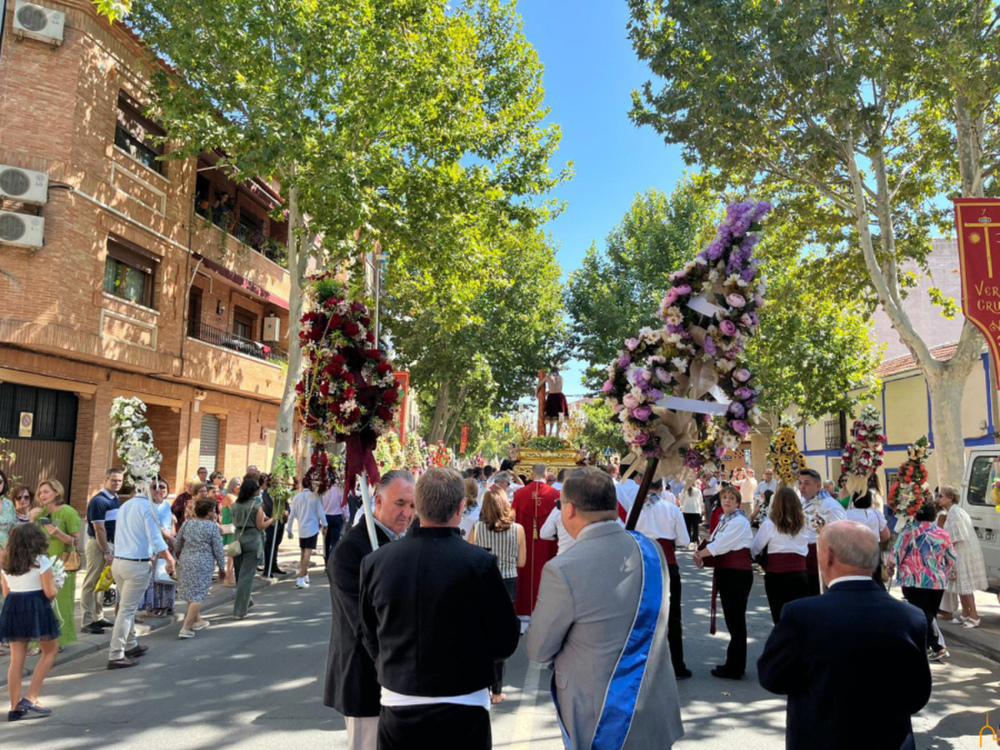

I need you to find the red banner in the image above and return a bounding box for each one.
[460,424,469,455]
[955,199,1000,387]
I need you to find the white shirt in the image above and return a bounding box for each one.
[321,486,344,515]
[680,488,704,514]
[287,491,327,538]
[2,554,51,592]
[459,503,481,539]
[381,686,490,711]
[846,508,887,541]
[114,496,169,560]
[635,497,690,546]
[540,505,575,555]
[827,575,873,588]
[706,512,753,556]
[754,479,778,499]
[736,478,757,507]
[751,519,809,557]
[552,482,563,492]
[800,494,848,544]
[616,479,641,515]
[703,477,719,497]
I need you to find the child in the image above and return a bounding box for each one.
[0,523,61,721]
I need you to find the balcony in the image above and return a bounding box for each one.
[188,320,287,365]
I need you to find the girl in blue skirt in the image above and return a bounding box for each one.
[0,523,60,721]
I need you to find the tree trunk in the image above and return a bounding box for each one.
[271,180,308,471]
[429,381,450,443]
[443,384,470,446]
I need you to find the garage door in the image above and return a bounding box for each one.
[199,414,220,473]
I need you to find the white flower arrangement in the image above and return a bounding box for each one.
[110,396,162,493]
[48,555,67,592]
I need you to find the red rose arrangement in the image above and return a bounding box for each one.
[886,436,931,527]
[840,405,886,497]
[295,273,401,490]
[302,445,341,494]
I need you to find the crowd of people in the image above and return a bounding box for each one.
[0,452,993,746]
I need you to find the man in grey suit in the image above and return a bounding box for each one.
[526,467,684,749]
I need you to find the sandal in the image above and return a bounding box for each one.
[27,647,41,657]
[490,693,507,705]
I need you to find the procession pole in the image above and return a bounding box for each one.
[358,474,379,551]
[624,457,659,531]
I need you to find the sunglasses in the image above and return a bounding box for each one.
[15,494,30,500]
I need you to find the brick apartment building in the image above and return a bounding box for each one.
[0,0,314,509]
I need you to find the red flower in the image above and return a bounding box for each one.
[342,372,355,384]
[351,408,362,421]
[377,406,393,421]
[344,321,361,336]
[383,389,399,404]
[295,381,305,394]
[366,331,375,344]
[330,314,344,329]
[324,363,343,378]
[376,362,392,375]
[360,316,371,327]
[344,387,356,399]
[366,349,382,359]
[319,382,330,397]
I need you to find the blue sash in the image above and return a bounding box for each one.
[551,530,663,750]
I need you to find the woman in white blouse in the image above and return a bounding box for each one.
[938,485,988,628]
[845,488,890,589]
[751,487,809,624]
[694,485,753,680]
[679,484,704,549]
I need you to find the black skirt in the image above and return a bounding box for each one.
[0,590,61,643]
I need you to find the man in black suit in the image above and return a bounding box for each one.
[359,467,520,750]
[324,470,415,750]
[758,520,931,750]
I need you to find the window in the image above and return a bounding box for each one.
[103,236,158,308]
[115,91,166,175]
[967,455,996,506]
[232,308,256,341]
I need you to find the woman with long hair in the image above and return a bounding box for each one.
[469,485,525,704]
[751,487,809,624]
[35,479,79,649]
[679,483,703,548]
[938,485,988,628]
[221,476,242,587]
[890,501,956,661]
[232,476,274,619]
[846,489,890,588]
[0,523,60,721]
[694,484,753,679]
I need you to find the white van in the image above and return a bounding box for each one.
[961,446,1000,591]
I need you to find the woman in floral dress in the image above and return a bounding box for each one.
[175,497,226,639]
[890,501,956,661]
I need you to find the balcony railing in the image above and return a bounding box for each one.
[195,203,288,269]
[189,320,287,365]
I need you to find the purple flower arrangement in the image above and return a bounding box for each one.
[603,200,771,468]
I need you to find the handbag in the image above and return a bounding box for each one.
[153,557,177,585]
[220,523,236,536]
[225,504,254,558]
[61,548,82,572]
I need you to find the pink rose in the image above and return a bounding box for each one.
[663,289,679,308]
[655,367,671,383]
[719,319,737,337]
[612,403,623,414]
[626,337,640,351]
[675,284,692,296]
[730,419,750,435]
[632,431,650,445]
[727,293,746,308]
[602,379,614,393]
[632,406,653,421]
[640,368,653,382]
[733,368,752,383]
[623,393,639,409]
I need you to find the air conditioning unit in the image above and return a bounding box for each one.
[263,315,281,342]
[13,1,65,46]
[0,211,44,249]
[0,166,48,205]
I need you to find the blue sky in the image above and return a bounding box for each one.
[517,0,687,399]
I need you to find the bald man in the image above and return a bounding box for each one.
[757,521,930,750]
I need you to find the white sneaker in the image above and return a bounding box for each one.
[295,577,305,589]
[305,574,310,583]
[192,621,211,631]
[178,629,195,639]
[302,579,310,589]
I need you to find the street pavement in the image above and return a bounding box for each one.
[4,552,1000,749]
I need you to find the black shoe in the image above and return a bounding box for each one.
[124,645,148,659]
[7,708,28,722]
[96,618,115,627]
[273,568,287,575]
[674,667,693,681]
[107,657,139,670]
[710,667,743,680]
[82,623,105,635]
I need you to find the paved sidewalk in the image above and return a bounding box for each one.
[0,547,304,687]
[888,585,1000,663]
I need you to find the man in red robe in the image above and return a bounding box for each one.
[512,463,560,616]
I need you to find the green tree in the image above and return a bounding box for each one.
[628,0,999,485]
[577,399,628,458]
[97,0,564,473]
[564,179,714,390]
[386,225,566,444]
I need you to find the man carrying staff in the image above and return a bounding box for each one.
[512,464,559,616]
[527,467,684,749]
